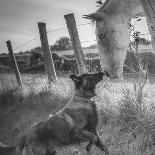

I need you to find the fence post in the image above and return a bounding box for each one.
[6,40,22,87]
[64,13,87,75]
[38,22,57,84]
[139,0,155,52]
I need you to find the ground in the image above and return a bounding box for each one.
[0,73,155,155]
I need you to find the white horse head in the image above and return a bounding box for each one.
[84,2,130,78]
[84,0,155,78]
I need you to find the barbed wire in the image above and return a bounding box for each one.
[1,7,155,85]
[13,36,39,51]
[9,23,92,52]
[76,22,91,27]
[148,0,155,16]
[47,27,67,33]
[1,20,154,54]
[80,39,97,44]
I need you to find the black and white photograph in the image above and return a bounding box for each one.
[0,0,155,154]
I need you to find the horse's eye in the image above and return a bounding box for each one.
[99,33,106,40]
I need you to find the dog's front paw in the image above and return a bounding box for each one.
[104,147,109,155]
[86,142,93,152]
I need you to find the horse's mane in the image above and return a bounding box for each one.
[102,0,110,8]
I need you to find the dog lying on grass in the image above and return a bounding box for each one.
[1,72,111,155]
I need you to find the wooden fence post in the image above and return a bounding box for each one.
[64,13,87,75]
[6,40,22,87]
[38,22,57,84]
[139,0,155,53]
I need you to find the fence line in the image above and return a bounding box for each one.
[13,36,39,51]
[0,17,155,53]
[4,25,154,53]
[9,22,92,52]
[12,35,155,54]
[47,27,67,33]
[1,13,155,87]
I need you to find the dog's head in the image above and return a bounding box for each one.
[70,72,109,97]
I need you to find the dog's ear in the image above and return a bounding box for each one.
[70,74,82,83]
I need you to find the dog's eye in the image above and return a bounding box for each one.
[99,33,106,40]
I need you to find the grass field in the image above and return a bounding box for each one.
[0,73,155,155]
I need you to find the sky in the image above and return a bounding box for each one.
[0,0,150,54]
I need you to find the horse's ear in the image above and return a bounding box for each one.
[83,13,103,21]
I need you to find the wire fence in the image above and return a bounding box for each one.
[1,22,154,54]
[7,22,93,53]
[0,15,155,86]
[7,22,154,54]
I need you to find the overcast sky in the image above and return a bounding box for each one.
[0,0,150,54]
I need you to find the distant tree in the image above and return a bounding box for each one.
[51,37,72,51]
[29,51,43,66]
[18,51,23,54]
[0,53,7,55]
[24,50,31,54]
[33,46,42,53]
[139,38,150,45]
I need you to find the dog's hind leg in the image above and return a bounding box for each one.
[86,138,108,154]
[85,131,109,155]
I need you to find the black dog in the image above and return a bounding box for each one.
[16,72,110,155]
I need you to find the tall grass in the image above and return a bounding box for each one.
[94,68,155,155]
[0,73,155,154]
[0,74,73,145]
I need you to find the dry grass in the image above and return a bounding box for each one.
[0,73,155,155]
